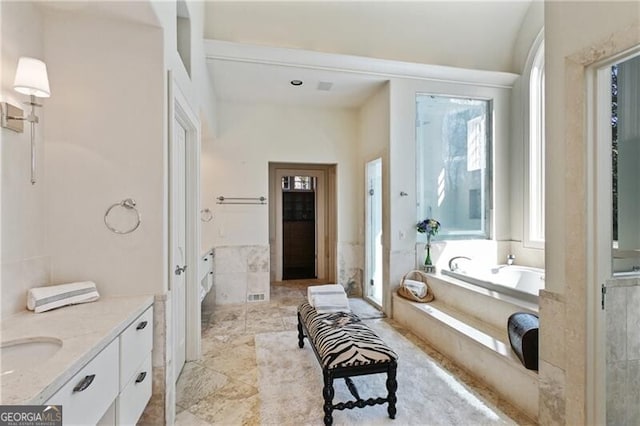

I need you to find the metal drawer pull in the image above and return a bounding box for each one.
[135,372,147,384]
[73,374,96,392]
[136,321,148,330]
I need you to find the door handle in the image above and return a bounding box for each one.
[135,371,147,384]
[73,374,96,393]
[175,265,187,275]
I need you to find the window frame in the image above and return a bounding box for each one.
[523,31,545,249]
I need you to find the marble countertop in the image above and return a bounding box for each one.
[0,295,154,405]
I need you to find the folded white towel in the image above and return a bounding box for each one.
[312,292,350,314]
[403,279,427,298]
[307,284,346,306]
[27,281,100,313]
[314,302,350,314]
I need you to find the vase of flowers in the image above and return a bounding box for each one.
[417,218,441,270]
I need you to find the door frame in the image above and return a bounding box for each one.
[269,163,337,283]
[168,71,201,377]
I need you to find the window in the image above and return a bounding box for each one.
[525,38,545,247]
[281,176,315,191]
[611,53,640,271]
[416,95,492,239]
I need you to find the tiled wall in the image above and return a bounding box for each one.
[215,243,364,303]
[213,245,270,304]
[538,290,566,425]
[338,242,363,297]
[605,278,640,424]
[140,293,174,424]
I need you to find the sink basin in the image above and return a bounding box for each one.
[1,338,63,375]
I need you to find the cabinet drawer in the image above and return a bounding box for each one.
[117,355,152,425]
[119,307,153,388]
[46,339,119,426]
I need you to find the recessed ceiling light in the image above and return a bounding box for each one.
[290,80,303,86]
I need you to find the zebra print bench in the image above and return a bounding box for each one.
[297,302,398,426]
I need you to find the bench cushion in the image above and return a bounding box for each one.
[298,302,398,370]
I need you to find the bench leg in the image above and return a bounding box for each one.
[386,361,398,419]
[297,313,305,348]
[323,371,335,426]
[344,377,361,401]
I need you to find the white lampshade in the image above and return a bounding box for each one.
[13,57,50,98]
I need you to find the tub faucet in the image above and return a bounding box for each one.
[449,256,471,271]
[507,254,515,266]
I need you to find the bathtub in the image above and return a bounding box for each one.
[441,264,544,304]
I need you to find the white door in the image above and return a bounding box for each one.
[365,158,383,306]
[172,117,187,381]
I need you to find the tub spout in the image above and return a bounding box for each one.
[449,256,471,271]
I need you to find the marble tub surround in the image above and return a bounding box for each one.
[0,295,153,405]
[176,282,532,425]
[213,245,270,304]
[393,294,539,420]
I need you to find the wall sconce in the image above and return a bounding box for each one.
[1,57,51,185]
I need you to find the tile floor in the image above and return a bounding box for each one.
[174,281,534,425]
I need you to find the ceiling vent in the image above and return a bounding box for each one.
[317,81,333,91]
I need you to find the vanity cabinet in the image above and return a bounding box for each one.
[46,306,153,425]
[46,339,119,425]
[117,307,153,424]
[200,249,214,302]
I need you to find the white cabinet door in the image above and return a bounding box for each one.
[119,307,153,388]
[116,355,152,425]
[46,339,119,425]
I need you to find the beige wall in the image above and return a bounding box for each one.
[545,0,640,295]
[43,10,165,297]
[206,101,360,302]
[542,2,640,424]
[150,0,217,136]
[358,83,390,304]
[0,1,49,317]
[507,0,545,269]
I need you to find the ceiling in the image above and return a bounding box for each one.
[204,1,535,74]
[208,59,387,108]
[37,1,159,27]
[205,1,536,109]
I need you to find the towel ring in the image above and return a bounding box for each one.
[104,198,141,234]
